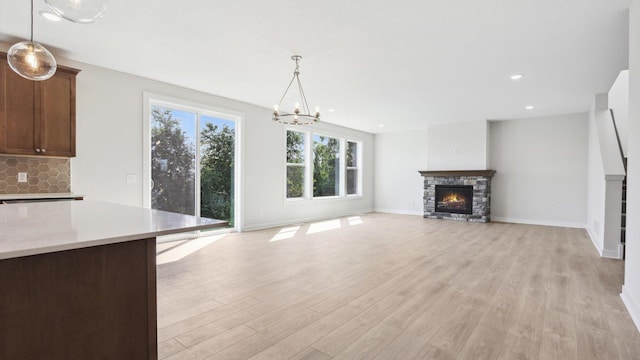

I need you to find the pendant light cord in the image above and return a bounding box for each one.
[30,0,34,42]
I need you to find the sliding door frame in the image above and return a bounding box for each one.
[142,92,243,235]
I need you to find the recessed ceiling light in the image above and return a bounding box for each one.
[525,105,534,110]
[40,11,62,22]
[510,74,524,80]
[328,109,335,112]
[378,124,384,128]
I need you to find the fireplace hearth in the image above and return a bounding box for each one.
[419,170,496,223]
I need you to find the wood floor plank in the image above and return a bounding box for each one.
[205,309,323,360]
[415,295,488,359]
[164,324,257,360]
[539,326,579,360]
[248,303,365,360]
[158,338,185,360]
[289,347,332,360]
[154,213,637,360]
[332,322,402,360]
[456,324,507,360]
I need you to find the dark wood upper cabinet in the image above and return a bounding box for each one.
[0,53,80,157]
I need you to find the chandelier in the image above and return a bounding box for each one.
[272,55,320,125]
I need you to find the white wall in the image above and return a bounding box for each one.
[622,0,640,333]
[609,70,630,156]
[427,121,488,170]
[373,130,428,215]
[0,41,375,231]
[489,114,588,227]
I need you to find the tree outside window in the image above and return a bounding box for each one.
[286,130,306,198]
[151,107,196,215]
[346,141,359,195]
[313,135,340,197]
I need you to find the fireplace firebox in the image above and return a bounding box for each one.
[435,185,473,214]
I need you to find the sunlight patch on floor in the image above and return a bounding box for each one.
[307,219,342,235]
[348,216,363,225]
[157,234,226,265]
[270,226,301,242]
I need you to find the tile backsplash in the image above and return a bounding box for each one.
[0,156,70,194]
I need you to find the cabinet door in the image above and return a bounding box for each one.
[38,70,76,157]
[0,58,38,155]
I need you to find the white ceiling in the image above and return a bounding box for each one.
[0,0,631,133]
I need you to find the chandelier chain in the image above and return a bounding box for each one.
[30,0,34,42]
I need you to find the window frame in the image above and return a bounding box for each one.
[284,127,363,202]
[311,132,341,199]
[284,129,309,200]
[345,139,363,197]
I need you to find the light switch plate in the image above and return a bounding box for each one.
[126,174,137,183]
[17,172,27,183]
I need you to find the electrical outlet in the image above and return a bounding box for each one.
[17,172,27,183]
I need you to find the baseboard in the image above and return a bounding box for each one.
[492,217,586,229]
[621,286,640,334]
[602,245,623,260]
[242,208,374,232]
[373,208,423,216]
[586,226,605,257]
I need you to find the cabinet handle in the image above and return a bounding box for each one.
[35,149,41,153]
[41,149,46,153]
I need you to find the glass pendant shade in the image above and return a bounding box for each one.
[45,0,108,24]
[7,41,57,81]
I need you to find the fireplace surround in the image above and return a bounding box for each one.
[419,170,496,223]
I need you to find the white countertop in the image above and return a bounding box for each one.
[0,200,227,260]
[0,193,84,201]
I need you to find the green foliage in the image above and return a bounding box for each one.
[286,130,305,198]
[200,122,234,225]
[287,166,304,198]
[313,136,339,197]
[346,141,357,167]
[151,107,196,215]
[287,130,305,163]
[346,141,358,194]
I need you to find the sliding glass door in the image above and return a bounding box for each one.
[147,98,239,230]
[150,107,197,215]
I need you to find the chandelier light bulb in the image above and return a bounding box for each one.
[7,41,57,81]
[45,0,108,23]
[8,0,58,81]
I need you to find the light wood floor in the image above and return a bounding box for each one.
[156,213,640,360]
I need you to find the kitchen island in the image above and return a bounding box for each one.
[0,200,226,359]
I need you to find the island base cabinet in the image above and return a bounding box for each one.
[0,238,157,359]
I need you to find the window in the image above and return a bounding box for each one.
[285,129,362,200]
[313,135,340,197]
[346,140,361,195]
[144,95,241,231]
[286,130,306,198]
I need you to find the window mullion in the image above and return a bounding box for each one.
[305,131,312,199]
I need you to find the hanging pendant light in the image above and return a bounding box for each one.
[45,0,108,24]
[7,0,57,81]
[273,55,320,125]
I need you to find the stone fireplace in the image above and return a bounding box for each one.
[419,170,496,223]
